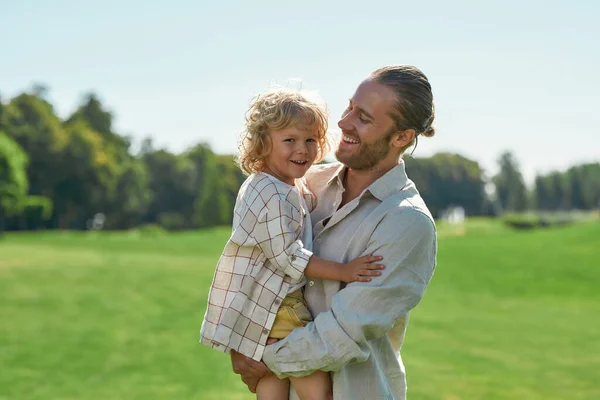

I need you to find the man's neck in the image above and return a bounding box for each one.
[341,159,400,206]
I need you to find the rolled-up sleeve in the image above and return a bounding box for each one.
[251,198,313,282]
[262,209,436,377]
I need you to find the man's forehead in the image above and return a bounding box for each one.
[352,80,397,116]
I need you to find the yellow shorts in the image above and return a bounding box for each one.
[269,289,313,339]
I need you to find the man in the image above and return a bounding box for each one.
[231,65,438,399]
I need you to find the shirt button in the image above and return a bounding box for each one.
[274,298,281,306]
[316,238,323,244]
[308,280,315,287]
[263,328,269,335]
[291,255,297,261]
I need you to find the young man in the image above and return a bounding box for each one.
[231,65,438,399]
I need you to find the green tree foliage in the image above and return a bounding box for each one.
[1,93,68,203]
[187,143,233,227]
[570,163,600,210]
[65,94,149,229]
[67,93,114,136]
[142,149,197,229]
[104,157,152,229]
[535,163,600,211]
[214,154,246,222]
[53,119,121,228]
[493,151,529,212]
[405,153,487,217]
[0,132,28,218]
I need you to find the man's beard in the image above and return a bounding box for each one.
[335,128,395,170]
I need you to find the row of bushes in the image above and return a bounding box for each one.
[3,205,596,234]
[502,211,597,230]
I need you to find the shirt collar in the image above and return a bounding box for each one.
[366,161,409,201]
[325,163,347,187]
[326,161,409,202]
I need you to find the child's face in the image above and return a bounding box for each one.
[264,126,319,185]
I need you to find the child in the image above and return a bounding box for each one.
[200,88,384,400]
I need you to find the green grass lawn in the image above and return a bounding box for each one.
[1,220,599,399]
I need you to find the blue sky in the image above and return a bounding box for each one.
[1,0,598,183]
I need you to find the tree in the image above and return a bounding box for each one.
[103,157,152,229]
[186,143,230,227]
[534,164,600,211]
[569,163,600,210]
[213,154,246,222]
[492,151,528,212]
[534,175,550,211]
[142,149,197,229]
[405,153,487,217]
[52,119,121,228]
[65,94,147,229]
[67,93,114,137]
[1,93,67,225]
[0,132,28,231]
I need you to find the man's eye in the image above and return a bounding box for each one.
[359,115,371,124]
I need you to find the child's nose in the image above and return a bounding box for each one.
[296,143,308,154]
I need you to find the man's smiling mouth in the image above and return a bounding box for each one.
[342,134,360,144]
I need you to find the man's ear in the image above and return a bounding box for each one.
[391,128,416,149]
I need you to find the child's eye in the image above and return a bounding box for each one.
[284,138,294,142]
[306,138,316,143]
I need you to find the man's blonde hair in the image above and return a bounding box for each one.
[237,88,329,175]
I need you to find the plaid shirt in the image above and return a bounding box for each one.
[200,172,315,361]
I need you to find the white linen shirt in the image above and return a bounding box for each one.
[262,162,438,400]
[200,172,315,361]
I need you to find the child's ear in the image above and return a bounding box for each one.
[391,129,416,149]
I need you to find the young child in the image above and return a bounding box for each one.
[200,88,384,400]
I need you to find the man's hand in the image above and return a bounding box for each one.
[230,349,272,393]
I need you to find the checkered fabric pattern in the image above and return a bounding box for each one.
[200,172,315,361]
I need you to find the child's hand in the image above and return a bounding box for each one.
[342,255,384,283]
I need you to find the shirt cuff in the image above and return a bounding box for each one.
[262,343,283,377]
[283,245,313,281]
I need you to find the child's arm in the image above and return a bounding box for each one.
[304,255,384,283]
[248,195,383,284]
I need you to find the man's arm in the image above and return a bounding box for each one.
[262,209,437,378]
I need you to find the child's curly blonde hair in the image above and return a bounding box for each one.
[237,88,330,175]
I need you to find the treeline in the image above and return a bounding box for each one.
[492,152,600,213]
[0,89,245,231]
[0,89,598,231]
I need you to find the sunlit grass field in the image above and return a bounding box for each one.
[1,219,599,399]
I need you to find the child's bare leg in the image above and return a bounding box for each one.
[256,374,290,400]
[289,370,332,400]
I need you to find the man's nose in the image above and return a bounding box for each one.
[338,111,353,131]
